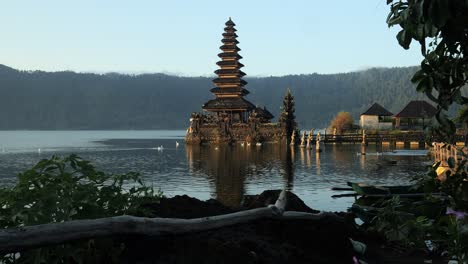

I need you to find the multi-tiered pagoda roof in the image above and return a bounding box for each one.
[202,18,255,113]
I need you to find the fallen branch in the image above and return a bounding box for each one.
[0,190,342,254]
[0,207,272,254]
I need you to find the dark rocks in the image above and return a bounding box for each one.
[242,190,320,214]
[141,195,235,219]
[123,190,355,263]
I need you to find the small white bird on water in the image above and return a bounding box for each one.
[176,141,179,148]
[157,145,164,151]
[38,148,41,154]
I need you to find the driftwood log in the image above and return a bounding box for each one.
[0,190,339,254]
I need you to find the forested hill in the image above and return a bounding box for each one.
[0,64,427,129]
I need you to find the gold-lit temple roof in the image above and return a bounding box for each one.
[202,18,254,112]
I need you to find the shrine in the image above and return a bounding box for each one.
[185,18,297,145]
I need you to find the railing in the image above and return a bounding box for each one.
[432,142,467,168]
[300,132,466,144]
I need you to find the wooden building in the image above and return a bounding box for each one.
[394,100,437,129]
[360,103,393,130]
[202,18,258,123]
[185,19,295,145]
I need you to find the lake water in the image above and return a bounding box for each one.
[0,130,431,211]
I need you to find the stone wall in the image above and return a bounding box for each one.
[185,113,289,145]
[360,115,393,130]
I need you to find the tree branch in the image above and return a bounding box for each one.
[0,190,342,254]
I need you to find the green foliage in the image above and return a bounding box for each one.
[279,88,297,139]
[279,88,296,123]
[454,104,468,128]
[387,0,468,143]
[368,196,433,247]
[382,1,468,256]
[365,146,468,261]
[445,215,468,262]
[0,154,162,263]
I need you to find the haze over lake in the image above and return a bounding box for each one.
[0,130,430,211]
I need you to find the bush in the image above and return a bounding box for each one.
[0,154,162,263]
[329,112,354,134]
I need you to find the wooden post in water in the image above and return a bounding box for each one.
[307,128,314,149]
[290,130,296,146]
[418,134,425,148]
[419,141,425,148]
[333,128,337,144]
[390,140,396,150]
[361,129,367,146]
[300,131,306,148]
[316,132,322,152]
[376,132,382,148]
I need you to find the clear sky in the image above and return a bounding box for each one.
[0,0,423,76]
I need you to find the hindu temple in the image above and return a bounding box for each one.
[185,18,297,145]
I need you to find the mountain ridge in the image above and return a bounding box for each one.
[0,64,427,129]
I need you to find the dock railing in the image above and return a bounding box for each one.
[432,142,467,168]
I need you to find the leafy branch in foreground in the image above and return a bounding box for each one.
[387,0,468,143]
[363,147,467,262]
[0,154,162,263]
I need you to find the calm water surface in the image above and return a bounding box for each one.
[0,130,431,211]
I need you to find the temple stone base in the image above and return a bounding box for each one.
[185,113,290,145]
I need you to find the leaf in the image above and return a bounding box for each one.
[425,90,438,103]
[411,70,426,83]
[416,78,430,92]
[397,29,412,49]
[453,89,464,104]
[387,15,402,26]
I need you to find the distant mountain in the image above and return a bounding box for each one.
[0,64,427,129]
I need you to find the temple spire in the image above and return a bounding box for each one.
[202,18,255,121]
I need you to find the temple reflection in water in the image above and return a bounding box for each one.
[183,142,428,211]
[186,144,294,207]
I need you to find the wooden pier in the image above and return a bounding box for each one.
[300,131,466,146]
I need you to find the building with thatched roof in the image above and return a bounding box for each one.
[394,100,437,129]
[201,18,256,123]
[360,103,394,130]
[185,18,297,145]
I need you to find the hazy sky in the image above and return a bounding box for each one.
[0,0,423,76]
